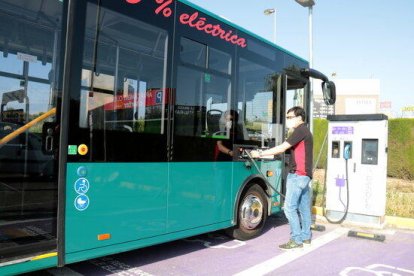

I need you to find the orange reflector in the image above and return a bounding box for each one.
[266,170,274,177]
[98,233,111,241]
[273,202,280,206]
[78,144,88,155]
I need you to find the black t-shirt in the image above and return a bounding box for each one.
[286,123,313,178]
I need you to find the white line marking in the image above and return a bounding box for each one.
[184,234,246,249]
[340,264,414,275]
[367,264,414,274]
[340,266,383,276]
[234,227,349,276]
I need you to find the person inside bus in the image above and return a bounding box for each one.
[251,106,313,250]
[215,109,241,161]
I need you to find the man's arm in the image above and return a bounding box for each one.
[217,140,233,156]
[250,141,292,158]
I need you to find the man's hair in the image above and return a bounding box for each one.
[226,109,239,122]
[287,106,306,121]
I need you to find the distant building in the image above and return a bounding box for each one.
[401,106,414,118]
[313,79,381,118]
[380,101,392,118]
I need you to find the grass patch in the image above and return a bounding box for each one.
[312,181,326,208]
[386,177,414,217]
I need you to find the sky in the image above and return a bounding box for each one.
[188,0,414,117]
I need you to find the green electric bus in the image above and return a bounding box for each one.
[0,0,335,274]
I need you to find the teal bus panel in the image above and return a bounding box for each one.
[66,163,169,254]
[65,160,281,264]
[232,159,284,214]
[0,255,57,276]
[232,161,260,192]
[167,162,234,232]
[65,220,230,264]
[260,160,283,213]
[65,162,243,262]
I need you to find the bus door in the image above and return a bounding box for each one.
[167,1,238,232]
[281,72,309,195]
[0,0,64,264]
[61,0,173,261]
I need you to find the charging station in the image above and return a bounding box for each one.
[325,114,388,227]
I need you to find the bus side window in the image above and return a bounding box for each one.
[175,38,232,139]
[237,58,279,146]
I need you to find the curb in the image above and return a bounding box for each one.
[384,216,414,230]
[312,206,414,231]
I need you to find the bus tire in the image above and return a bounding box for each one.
[226,184,268,241]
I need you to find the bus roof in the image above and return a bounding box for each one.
[179,0,308,64]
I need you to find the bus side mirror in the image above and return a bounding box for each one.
[322,81,336,105]
[299,68,336,105]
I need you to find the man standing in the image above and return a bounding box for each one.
[251,106,313,250]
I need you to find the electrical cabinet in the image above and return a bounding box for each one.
[325,114,388,226]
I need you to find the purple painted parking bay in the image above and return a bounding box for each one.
[45,215,414,275]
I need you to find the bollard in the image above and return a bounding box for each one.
[347,230,386,242]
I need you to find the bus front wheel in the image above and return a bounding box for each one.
[227,184,268,241]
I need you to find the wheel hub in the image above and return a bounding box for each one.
[240,194,264,230]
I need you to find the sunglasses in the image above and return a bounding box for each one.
[286,115,297,119]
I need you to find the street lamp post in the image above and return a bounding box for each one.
[264,8,276,44]
[294,0,315,132]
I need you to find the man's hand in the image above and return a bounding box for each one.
[250,150,261,158]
